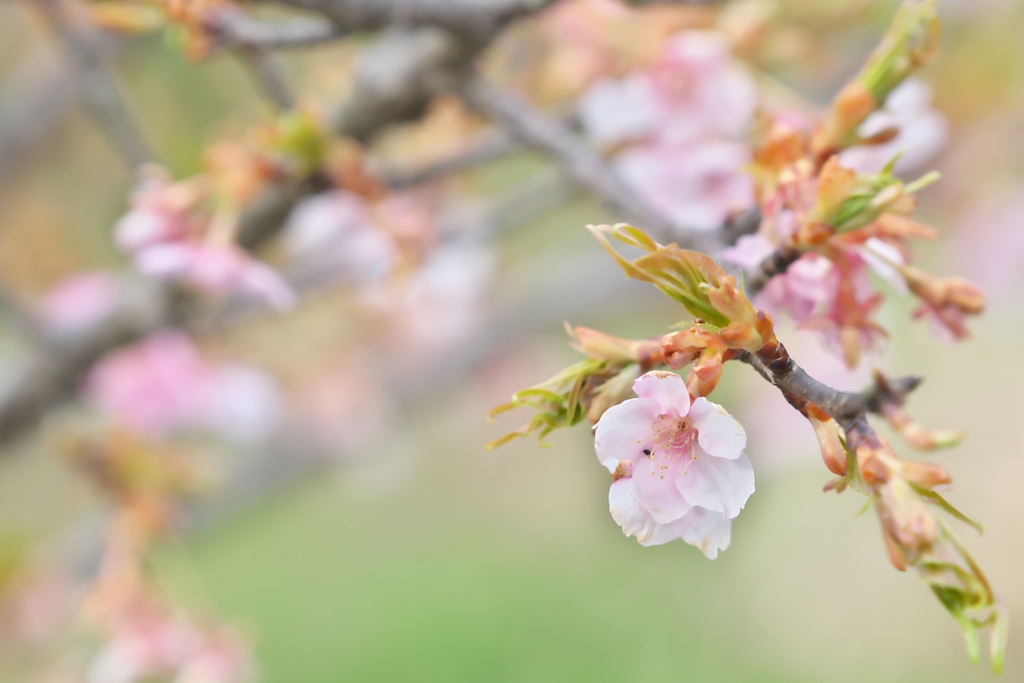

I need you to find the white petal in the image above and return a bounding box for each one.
[632,371,690,416]
[676,448,754,518]
[679,507,732,560]
[689,397,746,460]
[594,398,660,472]
[608,478,659,542]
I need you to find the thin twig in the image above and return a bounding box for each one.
[0,45,77,183]
[381,130,519,188]
[32,0,151,169]
[239,47,296,109]
[214,12,342,50]
[459,73,703,248]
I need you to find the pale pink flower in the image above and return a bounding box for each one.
[86,332,281,442]
[136,242,295,311]
[360,245,495,361]
[579,31,756,148]
[758,254,834,324]
[839,79,948,176]
[35,272,121,335]
[615,139,754,232]
[283,190,396,282]
[114,173,199,254]
[594,371,753,559]
[88,608,252,683]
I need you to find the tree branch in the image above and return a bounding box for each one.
[213,12,342,50]
[734,348,922,427]
[32,0,151,170]
[459,73,711,248]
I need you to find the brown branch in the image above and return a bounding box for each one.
[745,244,801,296]
[735,348,922,427]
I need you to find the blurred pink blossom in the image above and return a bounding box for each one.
[595,372,753,559]
[616,139,754,232]
[135,242,295,312]
[35,272,121,335]
[88,607,252,683]
[283,190,397,282]
[114,172,200,254]
[86,332,281,443]
[360,245,495,361]
[579,31,756,147]
[839,79,948,176]
[955,190,1024,303]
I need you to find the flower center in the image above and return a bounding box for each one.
[640,414,698,479]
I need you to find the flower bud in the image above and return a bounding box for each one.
[877,476,940,551]
[572,326,663,366]
[812,0,940,157]
[808,416,848,476]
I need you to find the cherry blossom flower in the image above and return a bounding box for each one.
[594,371,753,559]
[86,332,281,443]
[135,242,295,312]
[34,272,122,335]
[579,31,756,148]
[283,190,397,283]
[114,171,201,254]
[359,245,495,363]
[839,79,948,176]
[87,605,252,683]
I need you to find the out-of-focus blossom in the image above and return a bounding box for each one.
[802,251,887,368]
[579,31,756,147]
[360,245,495,361]
[758,255,834,324]
[114,171,202,254]
[135,242,295,312]
[839,79,948,176]
[955,190,1024,303]
[283,190,397,283]
[594,371,753,559]
[616,139,754,231]
[86,332,281,443]
[87,604,252,683]
[35,272,122,335]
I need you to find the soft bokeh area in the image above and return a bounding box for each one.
[0,0,1022,680]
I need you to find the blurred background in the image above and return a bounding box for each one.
[0,0,1022,680]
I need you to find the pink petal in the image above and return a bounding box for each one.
[631,451,692,523]
[678,507,732,560]
[593,397,660,472]
[675,448,754,518]
[689,397,746,460]
[632,372,690,416]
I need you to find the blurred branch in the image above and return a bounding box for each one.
[0,46,76,183]
[0,8,550,446]
[381,129,519,188]
[459,74,707,248]
[214,12,342,49]
[31,0,151,169]
[238,47,296,109]
[269,0,553,40]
